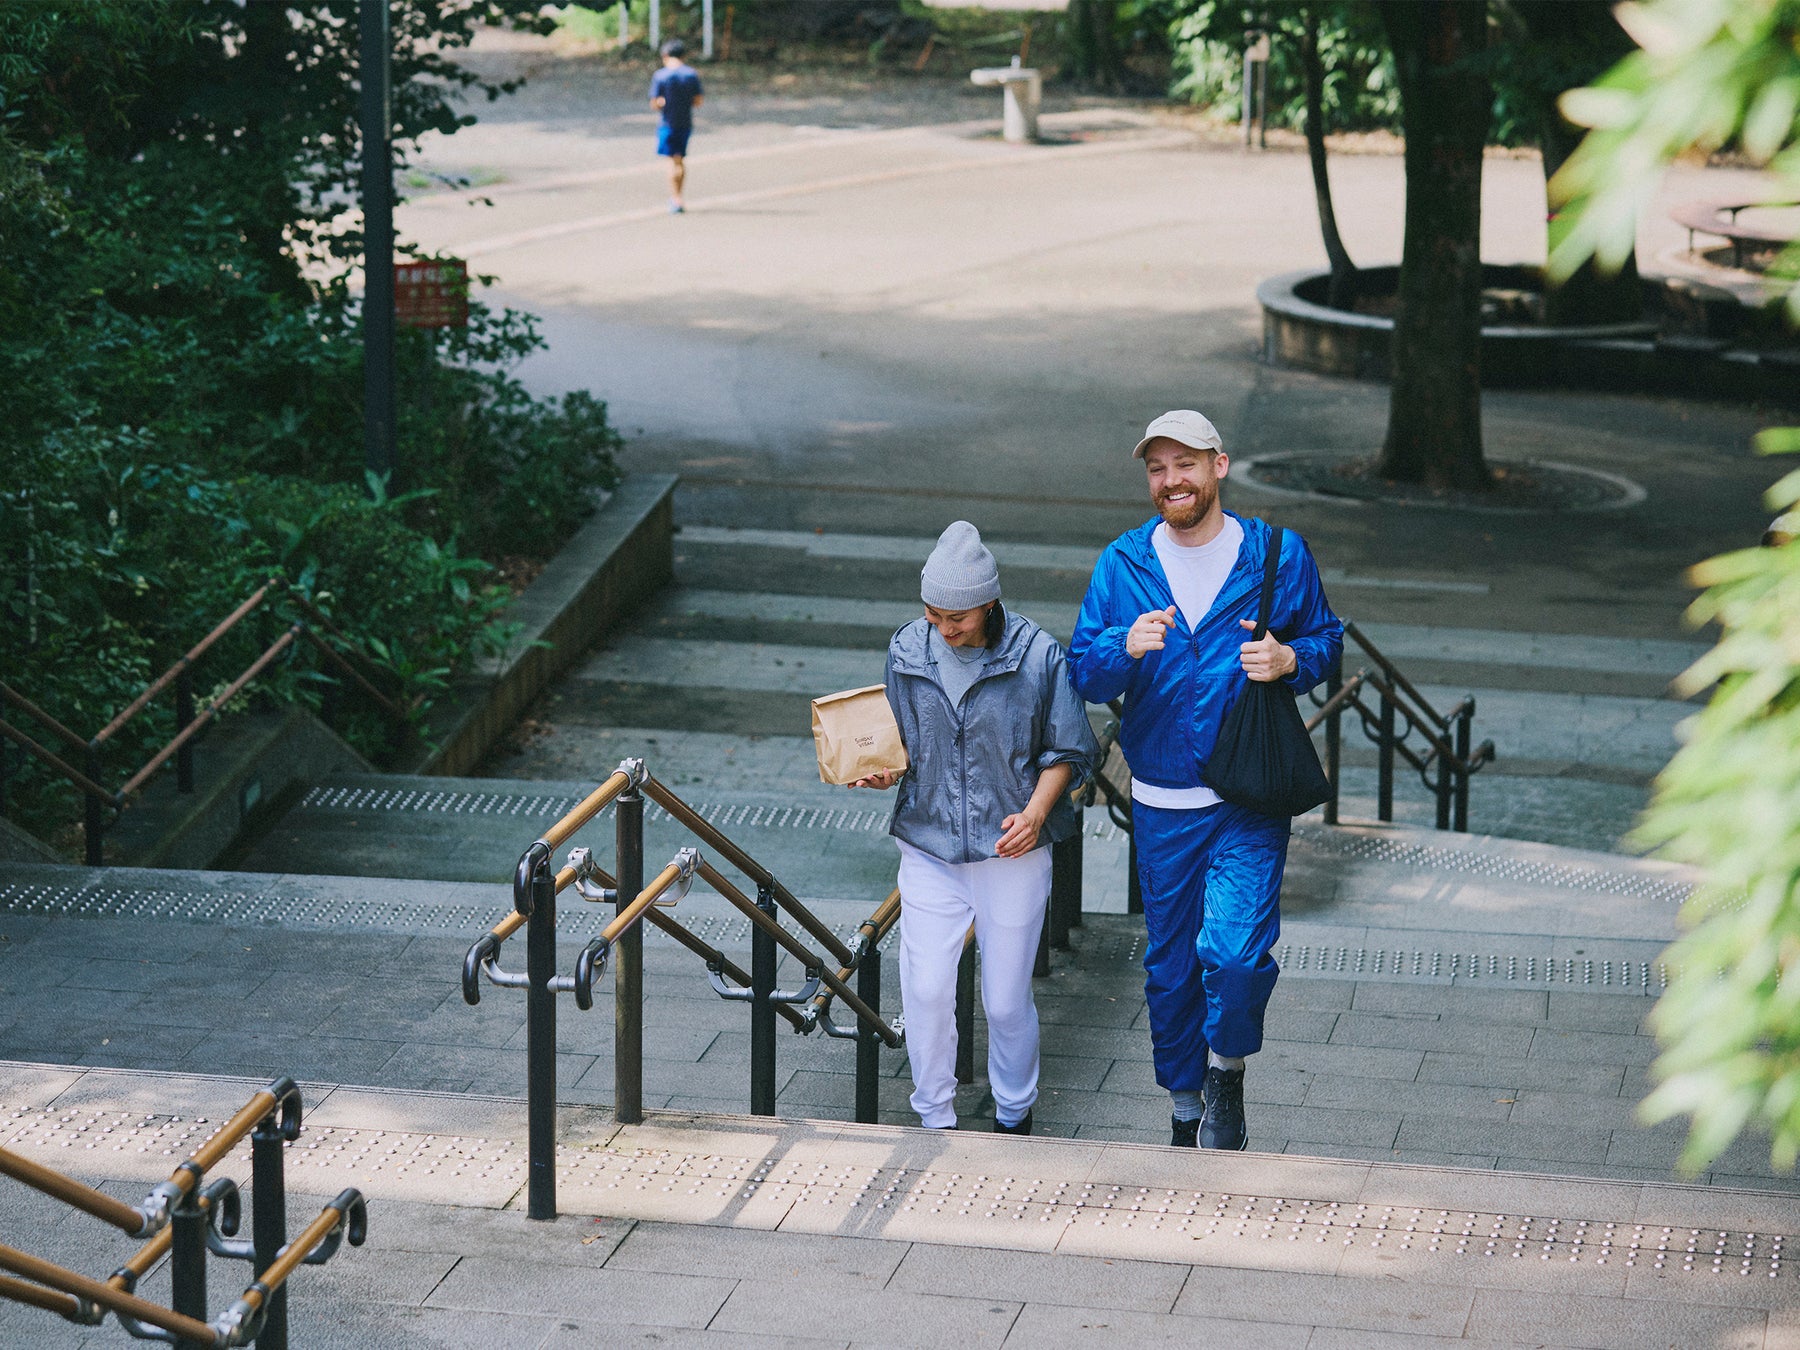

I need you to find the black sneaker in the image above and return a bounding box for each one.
[994,1111,1033,1136]
[1199,1065,1247,1150]
[1170,1115,1200,1148]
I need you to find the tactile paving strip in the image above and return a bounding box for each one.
[7,1096,1791,1284]
[294,785,1689,899]
[1275,942,1667,994]
[298,787,903,836]
[0,880,778,951]
[0,1100,528,1205]
[1292,826,1694,906]
[1063,922,1666,996]
[566,1143,1794,1281]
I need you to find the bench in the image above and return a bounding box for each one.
[1670,198,1799,268]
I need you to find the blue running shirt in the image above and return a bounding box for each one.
[651,64,703,130]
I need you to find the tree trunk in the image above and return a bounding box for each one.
[1506,0,1641,326]
[1064,0,1122,93]
[1301,6,1358,310]
[1376,0,1492,490]
[238,0,309,303]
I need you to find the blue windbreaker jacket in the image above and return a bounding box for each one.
[1068,513,1343,793]
[885,609,1098,865]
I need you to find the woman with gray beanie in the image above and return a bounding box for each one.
[852,521,1098,1134]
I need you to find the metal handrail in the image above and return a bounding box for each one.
[805,888,902,1037]
[0,1074,349,1350]
[459,757,910,1222]
[0,1242,215,1344]
[645,775,857,969]
[0,580,410,864]
[1342,620,1449,730]
[0,1078,299,1242]
[92,586,278,747]
[1083,629,1493,858]
[216,1189,367,1344]
[693,859,900,1047]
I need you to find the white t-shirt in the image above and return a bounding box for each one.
[1131,517,1244,811]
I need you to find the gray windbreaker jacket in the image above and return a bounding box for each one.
[884,608,1099,865]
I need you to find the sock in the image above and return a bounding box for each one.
[1170,1090,1205,1121]
[1208,1052,1246,1072]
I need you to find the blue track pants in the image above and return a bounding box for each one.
[1133,800,1290,1089]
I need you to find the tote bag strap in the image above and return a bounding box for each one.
[1251,525,1283,641]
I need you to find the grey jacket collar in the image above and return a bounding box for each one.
[890,607,1034,684]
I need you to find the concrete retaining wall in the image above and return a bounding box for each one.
[409,473,677,779]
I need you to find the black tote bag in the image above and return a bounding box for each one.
[1203,526,1332,818]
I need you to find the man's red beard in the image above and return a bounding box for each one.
[1156,480,1216,530]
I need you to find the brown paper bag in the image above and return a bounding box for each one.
[812,684,908,785]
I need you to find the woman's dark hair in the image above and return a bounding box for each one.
[983,601,1005,648]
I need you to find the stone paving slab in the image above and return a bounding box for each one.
[3,1066,1798,1347]
[0,819,1763,1186]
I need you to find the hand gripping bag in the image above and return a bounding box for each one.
[1203,526,1332,818]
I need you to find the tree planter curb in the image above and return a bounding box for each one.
[1259,266,1800,408]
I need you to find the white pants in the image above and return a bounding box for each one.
[897,839,1052,1129]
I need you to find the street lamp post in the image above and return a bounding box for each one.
[360,0,395,489]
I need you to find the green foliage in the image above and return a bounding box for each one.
[0,1,620,849]
[1549,0,1800,307]
[1168,2,1399,132]
[1632,441,1800,1171]
[1552,0,1800,1171]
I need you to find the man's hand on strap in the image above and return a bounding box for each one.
[1238,619,1297,683]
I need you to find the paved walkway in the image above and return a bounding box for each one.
[4,815,1785,1185]
[3,1062,1797,1348]
[11,30,1800,1348]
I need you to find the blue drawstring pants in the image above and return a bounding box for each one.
[1132,800,1290,1090]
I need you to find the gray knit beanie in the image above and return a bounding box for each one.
[921,521,1001,610]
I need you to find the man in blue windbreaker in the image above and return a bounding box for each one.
[1070,410,1343,1151]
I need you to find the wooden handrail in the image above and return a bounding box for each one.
[92,585,275,747]
[0,683,88,754]
[0,1243,216,1345]
[0,719,117,806]
[116,627,301,801]
[646,776,856,969]
[0,1148,144,1234]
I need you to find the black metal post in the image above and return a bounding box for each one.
[251,1115,290,1350]
[175,669,195,794]
[615,789,645,1126]
[954,939,976,1085]
[1434,738,1452,830]
[854,945,882,1124]
[1377,692,1395,823]
[169,1186,208,1348]
[750,882,778,1115]
[1127,834,1143,916]
[1256,48,1268,149]
[1323,656,1342,826]
[83,745,103,867]
[1033,900,1051,979]
[1067,824,1085,930]
[359,0,396,488]
[525,854,557,1220]
[1454,703,1473,833]
[1049,830,1079,949]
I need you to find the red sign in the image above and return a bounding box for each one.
[394,258,469,329]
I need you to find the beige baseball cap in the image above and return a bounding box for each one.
[1133,409,1223,459]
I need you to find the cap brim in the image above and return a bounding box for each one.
[1133,431,1221,459]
